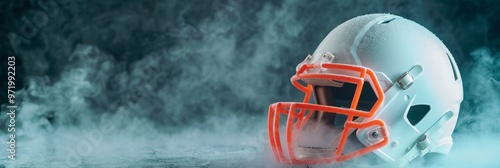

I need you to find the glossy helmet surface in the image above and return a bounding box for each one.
[267,13,463,166]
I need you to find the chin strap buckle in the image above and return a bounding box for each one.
[417,134,431,153]
[396,72,414,90]
[396,65,423,90]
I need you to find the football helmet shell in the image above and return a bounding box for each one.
[267,13,463,166]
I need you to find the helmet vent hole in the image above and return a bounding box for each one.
[378,18,396,24]
[406,104,431,126]
[446,52,458,81]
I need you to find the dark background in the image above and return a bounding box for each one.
[0,0,499,167]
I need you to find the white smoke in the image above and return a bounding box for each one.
[428,47,500,168]
[1,0,499,167]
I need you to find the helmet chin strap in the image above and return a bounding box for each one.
[306,111,453,168]
[400,111,453,163]
[307,64,449,167]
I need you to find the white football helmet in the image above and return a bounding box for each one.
[267,13,463,167]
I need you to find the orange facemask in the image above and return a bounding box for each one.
[267,63,389,165]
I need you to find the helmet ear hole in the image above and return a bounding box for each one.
[406,105,431,126]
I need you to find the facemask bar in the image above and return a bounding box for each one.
[268,63,388,165]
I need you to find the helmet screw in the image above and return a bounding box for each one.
[391,141,399,147]
[320,52,335,63]
[371,131,379,139]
